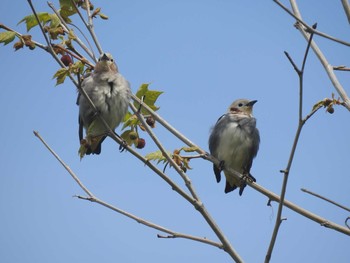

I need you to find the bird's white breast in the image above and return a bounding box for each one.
[216,120,254,174]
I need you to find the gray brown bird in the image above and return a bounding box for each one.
[209,99,260,195]
[78,53,131,156]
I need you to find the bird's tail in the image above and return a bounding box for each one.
[79,135,107,158]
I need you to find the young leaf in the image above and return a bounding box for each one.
[120,129,136,146]
[18,12,51,31]
[49,14,61,28]
[0,31,16,45]
[122,113,139,130]
[134,83,163,114]
[53,68,69,85]
[99,13,109,20]
[145,150,170,164]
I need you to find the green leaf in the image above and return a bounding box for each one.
[68,29,76,40]
[49,14,61,28]
[145,150,171,164]
[99,13,109,20]
[18,12,51,31]
[120,129,136,146]
[0,31,16,45]
[122,112,139,130]
[59,0,78,22]
[52,68,69,85]
[70,61,85,75]
[134,83,163,115]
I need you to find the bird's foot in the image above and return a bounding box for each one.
[241,173,256,184]
[218,160,225,171]
[119,139,128,152]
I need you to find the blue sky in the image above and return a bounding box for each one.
[1,1,349,262]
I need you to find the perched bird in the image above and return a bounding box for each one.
[208,99,260,195]
[78,52,131,156]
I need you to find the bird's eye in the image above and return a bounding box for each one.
[238,103,243,107]
[110,59,114,62]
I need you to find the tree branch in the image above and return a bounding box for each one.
[265,26,315,263]
[47,1,96,62]
[301,188,350,213]
[286,0,350,110]
[341,0,350,24]
[273,0,350,47]
[33,131,223,249]
[0,23,48,50]
[128,102,243,262]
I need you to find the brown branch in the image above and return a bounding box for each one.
[273,0,350,47]
[33,131,222,249]
[301,188,350,213]
[265,25,315,263]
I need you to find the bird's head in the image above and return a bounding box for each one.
[228,99,257,116]
[94,52,119,73]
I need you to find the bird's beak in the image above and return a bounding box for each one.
[246,100,257,107]
[100,53,109,61]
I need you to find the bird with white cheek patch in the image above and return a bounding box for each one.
[209,99,260,195]
[78,53,131,156]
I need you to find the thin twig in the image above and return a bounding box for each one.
[131,94,204,154]
[84,0,103,54]
[0,23,48,50]
[47,1,96,62]
[33,131,222,249]
[26,0,85,89]
[127,97,350,236]
[33,131,94,197]
[129,103,200,201]
[287,0,350,110]
[341,0,350,24]
[128,103,243,262]
[27,0,63,67]
[265,27,315,263]
[273,0,350,47]
[301,188,350,213]
[333,66,350,71]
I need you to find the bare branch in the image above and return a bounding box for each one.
[128,95,350,237]
[33,131,94,198]
[128,103,243,262]
[129,103,200,201]
[86,0,103,54]
[265,26,315,263]
[273,0,350,47]
[0,23,48,50]
[47,1,96,62]
[301,188,350,213]
[33,131,223,249]
[287,0,350,110]
[131,94,204,154]
[341,0,350,24]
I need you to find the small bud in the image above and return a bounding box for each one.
[146,116,156,128]
[327,106,334,114]
[136,138,146,149]
[61,54,72,67]
[13,41,24,51]
[129,131,138,141]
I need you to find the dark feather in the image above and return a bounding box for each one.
[225,181,237,193]
[85,136,107,155]
[78,116,84,142]
[213,164,221,183]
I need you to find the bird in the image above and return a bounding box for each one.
[77,52,131,156]
[208,99,260,195]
